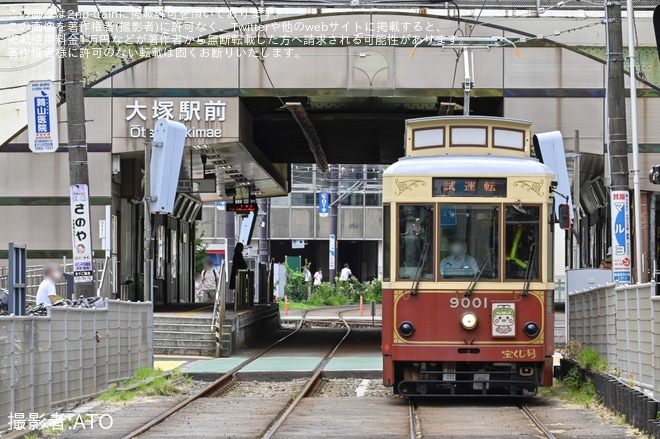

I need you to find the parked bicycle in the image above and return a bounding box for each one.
[26,296,105,316]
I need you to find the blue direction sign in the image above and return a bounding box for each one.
[319,191,329,217]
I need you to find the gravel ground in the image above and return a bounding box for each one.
[218,379,308,398]
[315,378,396,398]
[183,379,213,396]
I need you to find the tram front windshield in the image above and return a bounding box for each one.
[439,205,499,279]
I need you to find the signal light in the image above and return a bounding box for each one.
[649,165,660,185]
[523,322,540,338]
[399,321,415,337]
[558,204,571,230]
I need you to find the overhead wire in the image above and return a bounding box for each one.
[93,0,129,65]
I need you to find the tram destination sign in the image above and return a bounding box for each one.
[432,178,507,198]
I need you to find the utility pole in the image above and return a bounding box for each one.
[143,143,152,303]
[329,165,338,284]
[225,211,235,302]
[625,0,644,282]
[606,0,632,283]
[62,0,94,297]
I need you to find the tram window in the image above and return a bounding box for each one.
[505,205,540,280]
[398,205,434,280]
[439,205,499,280]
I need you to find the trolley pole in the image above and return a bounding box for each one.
[605,0,632,283]
[62,0,94,297]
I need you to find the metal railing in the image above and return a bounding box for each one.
[0,260,106,303]
[0,301,153,430]
[568,282,659,399]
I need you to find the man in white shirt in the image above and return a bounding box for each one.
[339,264,353,281]
[36,263,61,307]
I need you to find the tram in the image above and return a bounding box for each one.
[381,116,557,397]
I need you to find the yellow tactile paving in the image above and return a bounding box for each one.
[154,360,186,371]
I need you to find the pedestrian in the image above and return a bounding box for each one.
[201,259,219,303]
[194,273,204,303]
[229,242,248,291]
[313,268,323,286]
[339,263,354,281]
[303,266,312,283]
[36,262,61,308]
[599,247,612,269]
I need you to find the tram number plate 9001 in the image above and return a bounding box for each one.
[473,373,490,391]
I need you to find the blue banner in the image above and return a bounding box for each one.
[319,191,329,217]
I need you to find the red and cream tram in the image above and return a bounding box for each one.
[382,116,556,397]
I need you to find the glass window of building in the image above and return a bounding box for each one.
[270,194,290,206]
[365,193,382,206]
[398,205,433,280]
[341,192,364,206]
[439,205,499,280]
[291,192,316,206]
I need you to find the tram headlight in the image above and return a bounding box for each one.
[523,322,540,338]
[460,312,478,330]
[399,321,415,337]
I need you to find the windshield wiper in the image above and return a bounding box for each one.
[410,242,430,297]
[521,243,537,297]
[465,248,494,297]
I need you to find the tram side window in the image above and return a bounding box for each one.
[505,205,540,280]
[398,205,434,280]
[439,205,499,279]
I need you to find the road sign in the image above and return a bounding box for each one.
[26,81,58,153]
[70,184,93,283]
[611,190,631,283]
[319,191,329,217]
[329,234,336,270]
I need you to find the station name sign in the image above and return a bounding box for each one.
[432,178,507,197]
[124,99,228,139]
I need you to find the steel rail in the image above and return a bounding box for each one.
[408,400,419,439]
[260,311,352,439]
[121,309,312,439]
[519,404,557,439]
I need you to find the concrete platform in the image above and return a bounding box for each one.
[154,304,280,357]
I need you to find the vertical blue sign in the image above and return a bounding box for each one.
[27,81,59,153]
[611,190,631,283]
[329,234,336,270]
[319,191,329,217]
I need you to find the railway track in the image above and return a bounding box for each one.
[121,310,352,439]
[518,404,557,439]
[410,401,557,439]
[260,311,351,438]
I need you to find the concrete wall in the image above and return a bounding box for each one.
[0,301,152,424]
[568,283,659,397]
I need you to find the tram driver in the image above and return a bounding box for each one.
[440,239,479,278]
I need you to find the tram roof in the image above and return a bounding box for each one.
[405,116,532,127]
[384,155,555,177]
